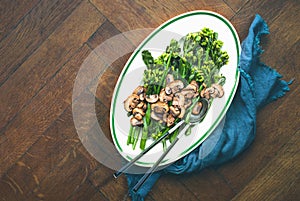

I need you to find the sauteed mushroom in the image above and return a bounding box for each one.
[124,94,139,112]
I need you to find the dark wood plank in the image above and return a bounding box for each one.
[178,0,235,19]
[230,0,295,41]
[87,20,122,50]
[0,1,104,133]
[179,168,236,200]
[223,0,249,12]
[0,44,93,176]
[0,106,79,200]
[0,0,83,86]
[148,174,199,201]
[90,0,162,31]
[259,0,300,75]
[66,179,99,201]
[232,130,299,201]
[0,0,40,40]
[26,144,98,201]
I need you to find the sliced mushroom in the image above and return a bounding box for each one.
[124,94,139,112]
[172,93,185,108]
[136,101,145,109]
[192,101,203,115]
[178,107,186,119]
[159,88,173,103]
[185,81,199,92]
[184,99,193,109]
[133,86,145,95]
[151,101,169,113]
[139,93,145,101]
[166,74,174,84]
[130,117,143,126]
[150,111,167,123]
[166,114,175,127]
[134,113,143,121]
[211,83,224,98]
[132,108,145,116]
[166,80,184,94]
[145,94,159,103]
[169,105,180,117]
[180,89,196,99]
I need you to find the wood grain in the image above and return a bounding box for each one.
[232,130,300,201]
[0,0,299,201]
[0,0,82,86]
[0,1,104,132]
[0,0,40,40]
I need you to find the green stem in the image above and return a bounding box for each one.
[133,127,141,150]
[127,125,134,145]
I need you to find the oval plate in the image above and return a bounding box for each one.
[110,10,241,167]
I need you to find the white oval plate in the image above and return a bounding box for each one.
[110,10,241,167]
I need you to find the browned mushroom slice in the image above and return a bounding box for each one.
[159,88,173,103]
[185,81,199,92]
[133,86,145,95]
[136,101,145,109]
[178,107,186,119]
[211,83,224,98]
[151,101,169,113]
[130,117,143,126]
[124,94,139,112]
[184,99,193,109]
[166,80,184,94]
[166,74,174,84]
[132,108,145,116]
[180,89,196,99]
[134,113,143,121]
[145,94,159,103]
[172,93,185,108]
[169,105,180,117]
[166,114,175,127]
[150,111,166,123]
[192,101,203,115]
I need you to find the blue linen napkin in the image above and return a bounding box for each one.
[126,14,291,201]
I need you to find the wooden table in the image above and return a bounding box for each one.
[0,0,299,200]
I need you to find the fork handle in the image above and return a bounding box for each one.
[113,120,184,178]
[132,137,179,192]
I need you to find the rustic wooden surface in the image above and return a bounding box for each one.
[0,0,299,200]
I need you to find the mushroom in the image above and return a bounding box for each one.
[151,101,169,113]
[145,94,159,103]
[166,80,184,94]
[192,101,203,115]
[133,86,145,95]
[200,89,210,99]
[172,93,185,108]
[134,113,143,121]
[202,83,224,99]
[124,94,140,112]
[166,74,174,84]
[184,99,193,109]
[136,101,146,109]
[132,108,145,116]
[178,107,186,119]
[159,88,173,103]
[169,106,180,117]
[166,114,175,127]
[184,81,199,92]
[211,83,224,98]
[150,111,167,123]
[130,117,143,126]
[180,89,197,99]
